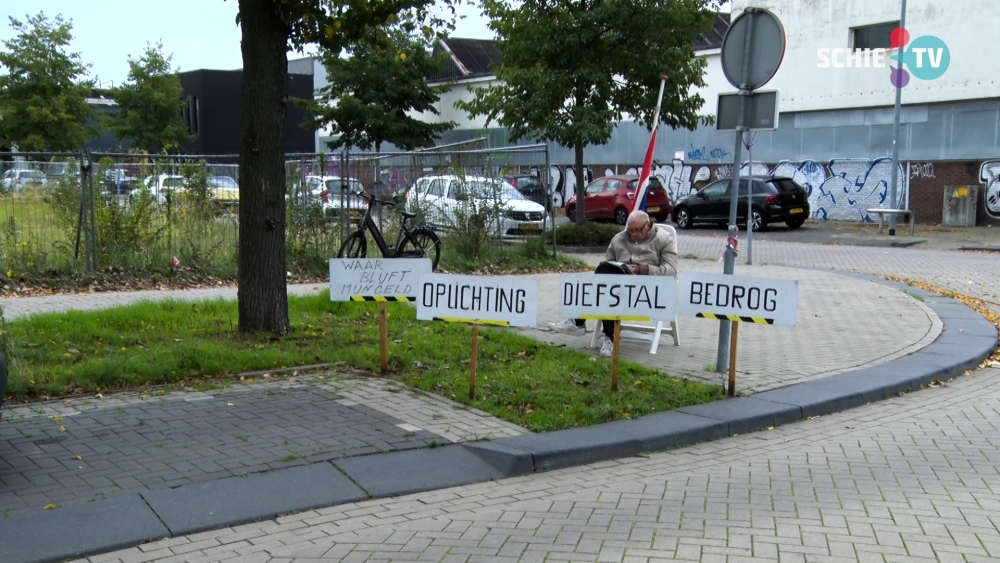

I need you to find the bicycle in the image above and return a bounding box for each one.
[336,191,442,271]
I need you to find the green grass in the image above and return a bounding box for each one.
[2,291,722,431]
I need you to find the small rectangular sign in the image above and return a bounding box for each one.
[416,274,538,327]
[329,257,432,302]
[716,89,779,131]
[678,271,798,326]
[558,273,677,321]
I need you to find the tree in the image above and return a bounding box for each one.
[107,42,192,154]
[301,24,454,154]
[235,0,454,335]
[0,12,95,151]
[456,0,716,225]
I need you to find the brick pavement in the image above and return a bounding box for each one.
[520,263,940,392]
[0,375,526,519]
[78,365,1000,562]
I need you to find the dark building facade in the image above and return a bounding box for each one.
[178,69,314,155]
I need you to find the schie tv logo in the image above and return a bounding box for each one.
[816,27,950,87]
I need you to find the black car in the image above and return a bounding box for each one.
[671,176,810,230]
[503,174,551,210]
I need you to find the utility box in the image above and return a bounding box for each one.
[942,186,977,227]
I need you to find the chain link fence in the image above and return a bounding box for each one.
[0,141,551,279]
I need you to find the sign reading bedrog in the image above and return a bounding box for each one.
[677,272,798,326]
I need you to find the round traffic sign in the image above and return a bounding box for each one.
[721,8,785,90]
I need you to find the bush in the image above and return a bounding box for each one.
[553,222,622,247]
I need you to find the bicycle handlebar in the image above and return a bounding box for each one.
[356,191,398,209]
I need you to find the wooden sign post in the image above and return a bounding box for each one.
[558,272,678,390]
[329,257,432,375]
[470,324,479,399]
[417,274,539,400]
[728,320,738,396]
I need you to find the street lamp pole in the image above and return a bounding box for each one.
[887,0,907,236]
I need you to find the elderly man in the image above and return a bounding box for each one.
[549,210,679,356]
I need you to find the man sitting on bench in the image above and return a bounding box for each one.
[549,210,679,356]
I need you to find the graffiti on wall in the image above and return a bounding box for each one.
[910,162,936,178]
[685,144,732,162]
[978,161,1000,218]
[532,156,907,222]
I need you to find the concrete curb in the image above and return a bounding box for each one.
[2,274,996,563]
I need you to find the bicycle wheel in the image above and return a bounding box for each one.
[337,231,368,259]
[398,228,442,271]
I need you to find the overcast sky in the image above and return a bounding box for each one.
[0,0,494,88]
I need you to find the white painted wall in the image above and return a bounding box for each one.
[730,0,997,113]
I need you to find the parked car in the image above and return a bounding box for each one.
[303,175,367,218]
[140,174,239,212]
[0,169,47,192]
[565,175,671,225]
[671,176,810,230]
[142,174,186,203]
[407,174,547,237]
[101,168,137,195]
[503,173,551,210]
[207,175,239,213]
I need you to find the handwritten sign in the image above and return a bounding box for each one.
[558,273,677,321]
[329,258,431,302]
[677,271,798,326]
[417,274,538,327]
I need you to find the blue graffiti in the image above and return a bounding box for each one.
[709,147,731,159]
[686,145,707,161]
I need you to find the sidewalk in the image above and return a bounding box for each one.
[0,222,997,563]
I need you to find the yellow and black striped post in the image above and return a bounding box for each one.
[697,312,773,325]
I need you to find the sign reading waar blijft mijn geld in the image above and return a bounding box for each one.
[330,257,433,375]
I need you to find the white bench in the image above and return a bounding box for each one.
[590,318,680,355]
[867,208,915,235]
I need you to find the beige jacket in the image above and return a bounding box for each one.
[605,225,679,276]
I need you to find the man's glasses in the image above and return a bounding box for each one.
[628,222,650,234]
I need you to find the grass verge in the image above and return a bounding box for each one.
[2,291,722,431]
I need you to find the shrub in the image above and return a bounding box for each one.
[553,222,622,247]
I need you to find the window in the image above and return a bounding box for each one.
[585,180,605,196]
[605,179,623,193]
[192,97,199,134]
[702,181,729,197]
[853,22,898,51]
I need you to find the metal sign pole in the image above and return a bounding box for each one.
[887,0,908,236]
[718,10,755,375]
[715,7,784,374]
[746,132,754,265]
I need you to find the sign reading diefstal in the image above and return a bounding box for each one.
[329,258,432,302]
[559,273,677,321]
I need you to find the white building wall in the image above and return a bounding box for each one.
[730,0,996,113]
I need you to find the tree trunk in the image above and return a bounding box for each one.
[237,0,290,335]
[574,141,586,226]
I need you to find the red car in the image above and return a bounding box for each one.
[565,175,671,225]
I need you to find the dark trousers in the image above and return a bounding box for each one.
[573,261,633,339]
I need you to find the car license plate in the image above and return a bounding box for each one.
[789,207,803,214]
[646,206,660,212]
[520,222,540,231]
